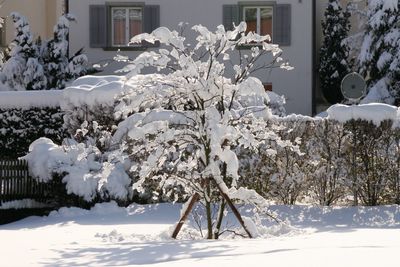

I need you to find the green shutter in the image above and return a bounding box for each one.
[144,5,160,33]
[273,4,291,46]
[223,5,239,31]
[89,5,107,48]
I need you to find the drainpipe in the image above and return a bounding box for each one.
[64,0,69,14]
[312,0,317,116]
[65,0,70,58]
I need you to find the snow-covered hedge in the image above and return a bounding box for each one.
[18,20,400,209]
[0,91,66,158]
[240,103,400,206]
[23,75,400,207]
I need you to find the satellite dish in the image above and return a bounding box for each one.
[341,72,366,101]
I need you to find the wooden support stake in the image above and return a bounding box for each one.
[217,187,253,238]
[171,192,200,239]
[171,182,253,239]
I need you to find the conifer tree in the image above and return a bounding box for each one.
[0,12,43,90]
[44,14,75,89]
[359,0,400,104]
[23,58,47,90]
[319,0,351,104]
[0,13,88,91]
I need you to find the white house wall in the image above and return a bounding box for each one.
[69,0,313,115]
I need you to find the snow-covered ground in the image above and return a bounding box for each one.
[1,202,399,267]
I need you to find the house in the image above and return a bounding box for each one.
[68,0,315,115]
[0,0,66,47]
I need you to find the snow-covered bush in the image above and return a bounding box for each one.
[0,13,88,91]
[266,91,286,116]
[23,137,131,205]
[113,23,294,238]
[358,0,400,104]
[319,0,351,104]
[236,119,302,204]
[26,23,295,238]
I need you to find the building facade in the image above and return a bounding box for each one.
[0,0,65,47]
[68,0,315,115]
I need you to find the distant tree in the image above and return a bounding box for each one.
[319,0,351,104]
[358,0,400,104]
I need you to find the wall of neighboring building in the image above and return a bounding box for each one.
[0,0,64,46]
[69,0,314,115]
[316,0,367,62]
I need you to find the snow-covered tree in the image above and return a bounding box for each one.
[23,58,47,90]
[0,13,88,91]
[109,23,295,239]
[319,0,351,104]
[359,0,400,104]
[0,12,43,90]
[44,14,87,89]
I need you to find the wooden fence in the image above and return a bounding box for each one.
[0,160,54,203]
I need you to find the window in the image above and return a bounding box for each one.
[222,4,291,46]
[243,6,273,37]
[111,7,142,47]
[89,4,160,49]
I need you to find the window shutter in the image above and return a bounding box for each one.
[223,5,239,31]
[273,4,291,46]
[142,5,160,47]
[89,5,107,48]
[144,5,160,33]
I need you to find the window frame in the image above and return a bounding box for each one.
[110,6,143,47]
[243,6,274,36]
[0,17,6,48]
[105,2,146,50]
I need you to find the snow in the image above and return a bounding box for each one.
[360,78,393,104]
[327,103,399,126]
[0,90,62,109]
[0,75,129,110]
[0,203,399,267]
[62,75,128,108]
[0,199,51,209]
[22,137,69,182]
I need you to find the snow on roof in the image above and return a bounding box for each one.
[327,103,399,126]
